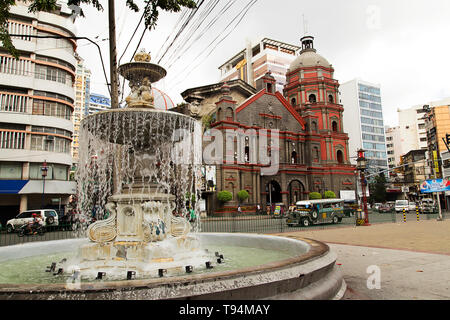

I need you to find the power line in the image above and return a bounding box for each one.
[162,0,221,67]
[164,0,238,70]
[156,0,206,65]
[9,34,111,97]
[165,0,258,91]
[118,0,152,65]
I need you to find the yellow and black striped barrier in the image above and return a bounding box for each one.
[416,205,420,221]
[403,208,406,222]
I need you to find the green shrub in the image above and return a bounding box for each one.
[237,190,249,202]
[309,192,322,200]
[217,190,233,202]
[324,190,337,199]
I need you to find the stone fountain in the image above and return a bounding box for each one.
[70,50,207,279]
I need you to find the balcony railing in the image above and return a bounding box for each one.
[0,55,33,76]
[0,92,30,113]
[8,20,35,42]
[0,130,26,149]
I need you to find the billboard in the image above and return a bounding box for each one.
[420,179,450,193]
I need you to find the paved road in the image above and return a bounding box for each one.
[275,219,450,299]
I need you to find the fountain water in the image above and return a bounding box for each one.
[67,50,207,280]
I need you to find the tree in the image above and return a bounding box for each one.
[323,190,336,199]
[217,190,232,203]
[309,192,322,200]
[0,0,196,58]
[237,190,249,203]
[369,173,387,204]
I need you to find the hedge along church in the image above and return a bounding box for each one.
[177,36,356,214]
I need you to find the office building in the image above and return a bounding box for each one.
[340,79,388,175]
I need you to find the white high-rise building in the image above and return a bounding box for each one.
[0,1,77,223]
[73,56,91,163]
[396,106,428,153]
[340,79,388,175]
[385,126,402,169]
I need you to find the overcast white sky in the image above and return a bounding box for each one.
[75,0,450,127]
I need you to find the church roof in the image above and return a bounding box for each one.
[236,89,306,129]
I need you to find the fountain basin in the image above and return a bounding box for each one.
[0,233,345,300]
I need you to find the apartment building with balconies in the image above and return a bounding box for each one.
[0,1,77,224]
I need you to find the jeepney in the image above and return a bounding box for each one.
[286,199,345,227]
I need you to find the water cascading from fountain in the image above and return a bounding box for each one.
[70,51,206,280]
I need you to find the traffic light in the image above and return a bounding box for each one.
[446,133,450,146]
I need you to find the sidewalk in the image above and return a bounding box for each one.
[274,219,450,299]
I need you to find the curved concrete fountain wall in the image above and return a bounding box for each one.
[0,233,345,300]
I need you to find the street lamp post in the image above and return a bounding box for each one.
[356,149,370,226]
[41,160,48,208]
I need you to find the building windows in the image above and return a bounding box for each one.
[0,162,22,179]
[362,125,384,134]
[332,121,338,132]
[360,109,383,119]
[308,94,317,103]
[32,99,72,120]
[29,163,68,180]
[336,150,344,164]
[34,64,73,86]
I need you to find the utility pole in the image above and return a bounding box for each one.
[108,0,119,109]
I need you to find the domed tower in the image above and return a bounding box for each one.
[283,35,354,194]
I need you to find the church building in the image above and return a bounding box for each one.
[178,36,356,214]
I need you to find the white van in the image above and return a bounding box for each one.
[395,200,409,213]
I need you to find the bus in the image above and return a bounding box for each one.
[286,199,345,227]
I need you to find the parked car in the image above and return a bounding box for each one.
[395,200,409,213]
[378,203,393,213]
[420,198,436,214]
[6,209,59,233]
[408,201,417,212]
[373,203,382,211]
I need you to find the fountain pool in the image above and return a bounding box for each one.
[0,233,345,300]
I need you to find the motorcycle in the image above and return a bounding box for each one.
[17,223,45,237]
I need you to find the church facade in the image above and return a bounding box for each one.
[179,36,356,214]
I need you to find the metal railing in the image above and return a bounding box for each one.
[0,209,446,247]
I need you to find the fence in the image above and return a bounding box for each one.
[0,209,446,247]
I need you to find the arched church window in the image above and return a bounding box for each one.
[308,94,317,103]
[337,150,344,164]
[245,145,250,162]
[226,107,234,121]
[312,121,318,132]
[291,151,297,164]
[332,121,338,132]
[328,94,334,103]
[291,98,296,106]
[217,108,222,120]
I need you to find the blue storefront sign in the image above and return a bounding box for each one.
[420,179,450,193]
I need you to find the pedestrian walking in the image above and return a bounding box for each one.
[237,205,242,214]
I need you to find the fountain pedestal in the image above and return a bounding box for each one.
[71,51,207,279]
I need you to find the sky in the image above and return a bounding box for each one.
[74,0,450,127]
